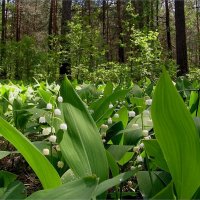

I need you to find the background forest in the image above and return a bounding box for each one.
[0,0,199,83]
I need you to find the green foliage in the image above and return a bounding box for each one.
[56,77,109,182]
[0,116,62,189]
[0,36,60,81]
[152,69,200,198]
[2,70,200,199]
[26,176,98,200]
[124,2,162,81]
[66,12,106,76]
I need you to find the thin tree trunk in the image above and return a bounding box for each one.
[102,0,106,38]
[106,0,110,61]
[150,0,154,30]
[116,0,125,63]
[49,0,57,35]
[156,0,159,28]
[15,0,20,42]
[60,0,72,79]
[1,0,6,44]
[102,0,109,61]
[165,0,172,58]
[1,0,6,71]
[15,0,21,80]
[196,0,200,66]
[175,0,188,76]
[134,0,144,29]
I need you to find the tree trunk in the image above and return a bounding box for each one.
[1,0,6,75]
[15,0,20,42]
[175,0,188,76]
[1,0,6,44]
[15,0,21,80]
[150,0,154,30]
[196,0,200,66]
[102,0,109,61]
[156,0,159,28]
[60,0,72,79]
[102,0,106,39]
[165,0,172,58]
[49,0,58,36]
[134,0,144,29]
[116,0,125,63]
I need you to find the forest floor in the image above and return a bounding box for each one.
[0,138,41,196]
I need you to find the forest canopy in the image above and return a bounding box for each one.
[0,0,199,82]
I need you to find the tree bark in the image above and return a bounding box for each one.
[1,0,6,44]
[49,0,58,35]
[134,0,144,29]
[156,0,159,28]
[150,0,154,30]
[175,0,188,76]
[1,0,6,72]
[102,0,109,61]
[60,0,72,79]
[196,0,200,66]
[165,0,172,58]
[116,0,125,63]
[15,0,21,42]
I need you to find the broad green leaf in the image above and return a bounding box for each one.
[61,169,77,184]
[38,88,55,104]
[0,117,61,189]
[118,152,134,166]
[108,145,132,161]
[151,69,200,199]
[189,91,199,116]
[26,176,98,200]
[1,181,26,200]
[0,171,17,188]
[91,89,130,122]
[127,112,153,131]
[130,85,143,98]
[105,121,124,142]
[113,106,128,128]
[151,181,175,200]
[104,82,113,97]
[95,169,137,196]
[59,77,108,182]
[106,151,119,177]
[130,97,145,113]
[143,139,169,172]
[0,151,10,160]
[123,128,143,145]
[192,187,200,199]
[194,117,200,137]
[137,171,169,199]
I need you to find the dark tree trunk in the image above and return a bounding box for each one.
[60,0,72,79]
[165,0,172,58]
[116,0,125,63]
[106,0,110,61]
[175,0,188,76]
[49,0,58,36]
[102,0,106,38]
[1,0,6,44]
[15,0,21,80]
[102,0,109,61]
[196,0,200,66]
[156,0,159,28]
[150,0,154,30]
[1,0,6,76]
[15,0,20,42]
[133,0,144,29]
